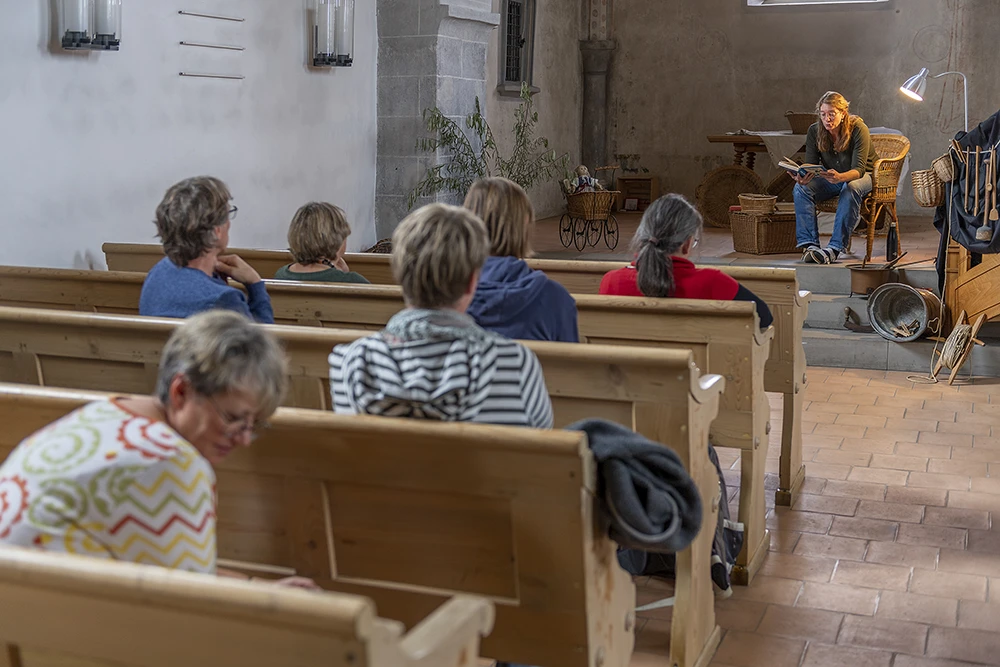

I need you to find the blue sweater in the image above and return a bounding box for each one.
[467,256,579,342]
[138,256,275,324]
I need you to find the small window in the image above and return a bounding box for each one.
[497,0,537,96]
[748,0,887,5]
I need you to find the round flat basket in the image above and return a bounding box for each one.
[867,283,942,343]
[696,166,766,228]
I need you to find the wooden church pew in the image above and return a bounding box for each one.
[0,546,494,667]
[0,267,769,584]
[0,382,719,667]
[0,306,725,667]
[103,243,808,506]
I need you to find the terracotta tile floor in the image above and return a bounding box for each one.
[627,366,1000,667]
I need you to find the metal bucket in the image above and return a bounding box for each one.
[867,283,942,343]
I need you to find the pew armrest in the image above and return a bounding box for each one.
[388,595,495,667]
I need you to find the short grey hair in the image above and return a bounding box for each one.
[156,310,288,419]
[155,176,231,266]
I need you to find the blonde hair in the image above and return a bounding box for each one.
[462,177,534,257]
[155,176,232,266]
[391,203,490,309]
[156,311,288,420]
[287,202,351,264]
[815,91,861,154]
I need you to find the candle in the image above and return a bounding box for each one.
[94,0,120,37]
[63,0,88,33]
[316,0,335,56]
[335,0,354,59]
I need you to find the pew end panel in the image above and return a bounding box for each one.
[637,373,725,667]
[573,295,772,585]
[724,270,810,507]
[0,546,494,667]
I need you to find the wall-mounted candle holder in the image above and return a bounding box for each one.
[313,0,354,67]
[59,0,121,51]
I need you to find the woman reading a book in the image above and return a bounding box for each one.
[792,91,879,264]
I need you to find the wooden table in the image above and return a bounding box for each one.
[708,134,803,171]
[705,133,806,202]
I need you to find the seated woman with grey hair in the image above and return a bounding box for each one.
[274,202,370,284]
[0,311,312,587]
[139,176,274,323]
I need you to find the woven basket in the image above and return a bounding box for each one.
[738,193,777,214]
[785,111,815,135]
[566,190,619,221]
[696,166,766,228]
[730,210,798,255]
[932,153,955,182]
[912,169,944,208]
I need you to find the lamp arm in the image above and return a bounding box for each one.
[931,71,969,132]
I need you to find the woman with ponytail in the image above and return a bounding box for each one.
[599,194,772,328]
[793,91,879,264]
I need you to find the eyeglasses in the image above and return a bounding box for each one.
[204,394,267,442]
[228,205,238,221]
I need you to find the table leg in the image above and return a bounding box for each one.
[746,151,756,171]
[732,146,745,167]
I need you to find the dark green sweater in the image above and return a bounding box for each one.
[804,118,878,177]
[273,264,371,284]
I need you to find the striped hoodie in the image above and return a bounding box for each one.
[328,308,553,428]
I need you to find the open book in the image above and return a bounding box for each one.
[778,157,825,178]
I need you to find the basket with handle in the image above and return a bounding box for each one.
[912,169,944,208]
[737,193,777,214]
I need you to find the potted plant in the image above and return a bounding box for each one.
[407,83,569,209]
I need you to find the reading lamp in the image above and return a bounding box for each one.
[899,67,969,132]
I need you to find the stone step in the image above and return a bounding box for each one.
[803,328,1000,376]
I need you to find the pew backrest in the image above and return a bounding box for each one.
[0,267,763,445]
[101,244,810,396]
[0,545,494,667]
[0,383,632,667]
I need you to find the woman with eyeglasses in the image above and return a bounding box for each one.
[793,91,879,264]
[139,176,275,323]
[598,193,773,328]
[0,311,315,588]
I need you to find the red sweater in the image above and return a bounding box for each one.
[598,257,740,300]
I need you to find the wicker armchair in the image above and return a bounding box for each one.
[816,134,910,263]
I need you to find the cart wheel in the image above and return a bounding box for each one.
[587,219,603,247]
[559,214,574,248]
[573,218,588,251]
[604,215,619,250]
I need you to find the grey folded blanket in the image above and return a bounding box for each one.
[566,418,702,553]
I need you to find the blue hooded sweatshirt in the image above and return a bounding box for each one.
[467,256,579,343]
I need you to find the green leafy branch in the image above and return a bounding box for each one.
[408,83,569,209]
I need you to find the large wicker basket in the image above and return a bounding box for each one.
[566,190,619,220]
[912,169,944,208]
[730,210,798,255]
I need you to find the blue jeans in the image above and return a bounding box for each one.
[793,173,872,252]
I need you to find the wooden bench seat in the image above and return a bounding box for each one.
[0,547,493,667]
[0,309,725,667]
[103,243,809,507]
[0,267,770,583]
[0,384,642,667]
